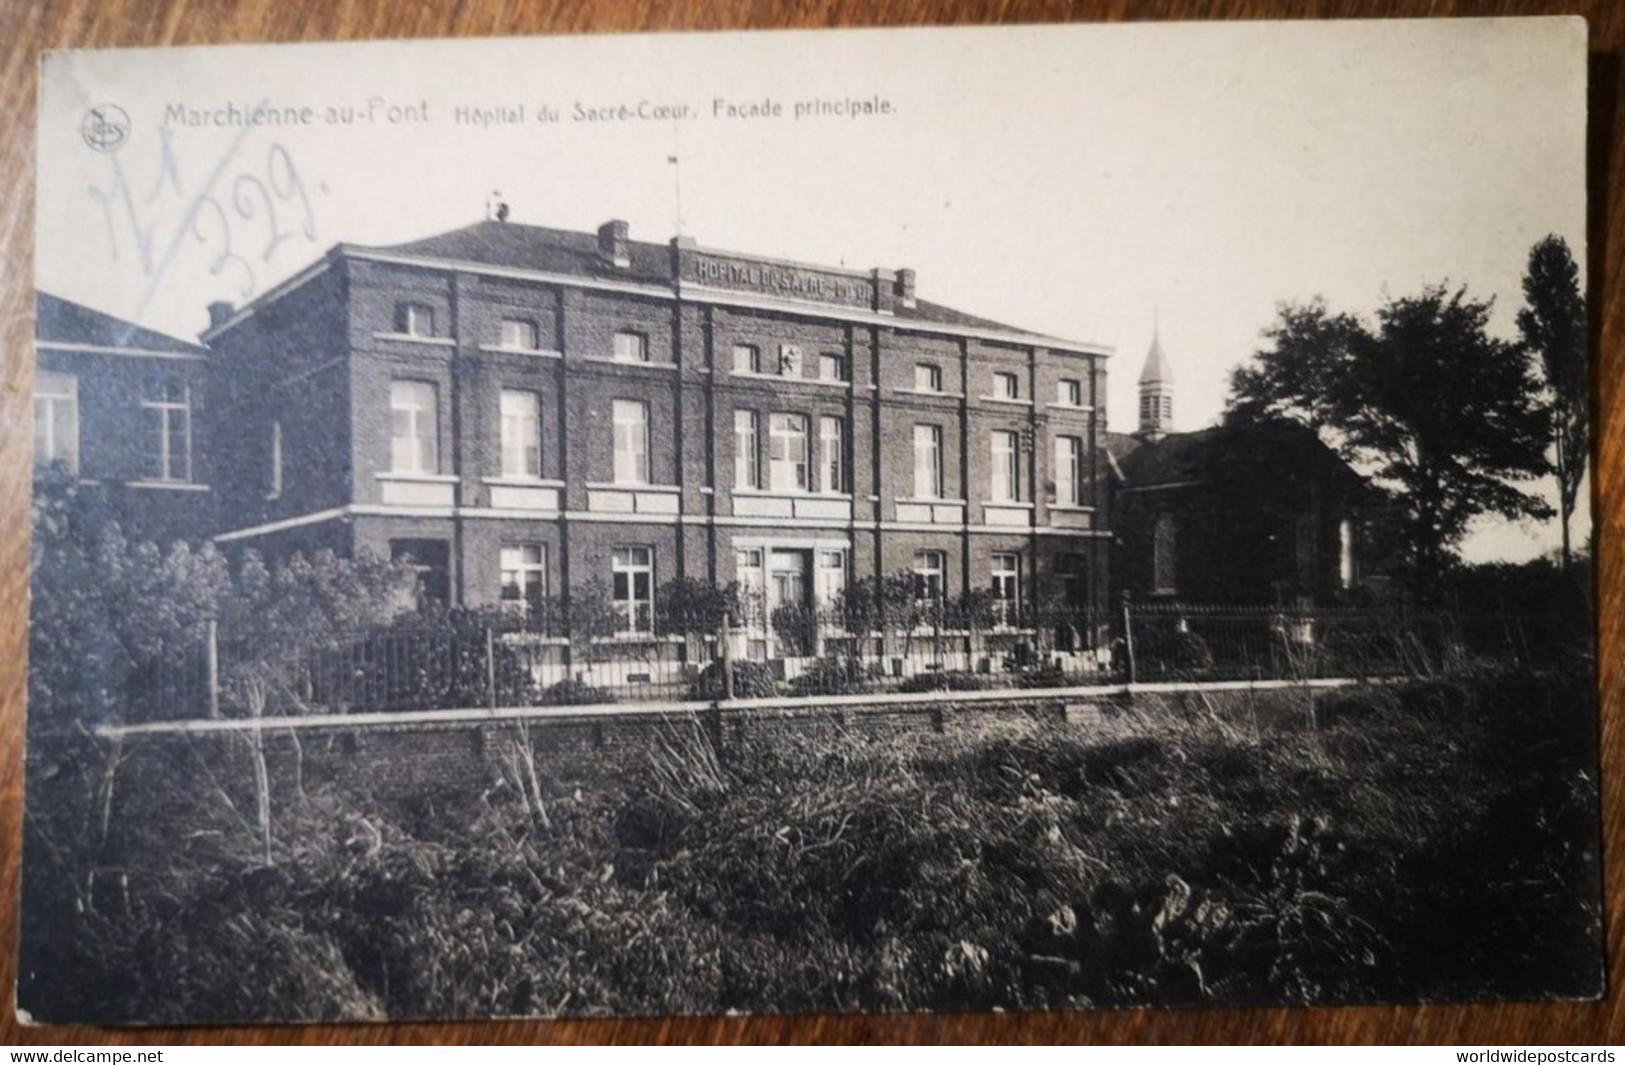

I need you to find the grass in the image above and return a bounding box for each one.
[17,669,1602,1023]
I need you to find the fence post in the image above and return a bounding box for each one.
[1120,596,1137,685]
[719,618,735,702]
[485,626,497,711]
[206,617,220,720]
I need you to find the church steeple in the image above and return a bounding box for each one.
[1137,311,1174,441]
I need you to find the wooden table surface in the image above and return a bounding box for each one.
[2,0,1621,1046]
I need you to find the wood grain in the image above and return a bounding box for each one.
[2,0,1621,1045]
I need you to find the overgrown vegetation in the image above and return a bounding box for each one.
[18,669,1600,1024]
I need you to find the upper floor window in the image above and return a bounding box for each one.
[612,399,649,484]
[142,378,193,482]
[33,370,78,474]
[390,380,439,474]
[820,415,845,494]
[1058,378,1083,406]
[1055,435,1083,506]
[914,363,943,392]
[500,389,542,478]
[991,430,1020,502]
[819,352,848,383]
[614,331,649,363]
[395,302,435,337]
[500,317,540,350]
[769,413,809,492]
[993,371,1019,399]
[734,409,760,489]
[612,546,655,634]
[913,424,943,499]
[732,343,760,374]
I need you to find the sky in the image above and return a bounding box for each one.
[35,18,1589,562]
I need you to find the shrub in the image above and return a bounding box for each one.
[538,678,618,706]
[785,656,877,697]
[688,660,779,701]
[898,671,993,694]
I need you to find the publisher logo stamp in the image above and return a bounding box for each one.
[82,105,130,152]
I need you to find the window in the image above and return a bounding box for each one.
[1153,514,1178,594]
[1058,378,1083,406]
[769,413,809,491]
[816,550,847,606]
[267,420,283,499]
[991,430,1020,502]
[614,331,648,363]
[1339,518,1356,589]
[390,380,438,474]
[33,370,78,473]
[820,415,845,494]
[913,424,943,498]
[993,371,1019,399]
[142,378,193,482]
[500,317,539,350]
[914,363,942,392]
[1054,435,1083,506]
[612,547,654,634]
[391,539,450,606]
[819,352,848,382]
[612,400,649,484]
[912,550,946,603]
[500,390,542,478]
[734,409,760,488]
[991,553,1021,624]
[733,343,760,374]
[500,544,548,622]
[395,302,434,337]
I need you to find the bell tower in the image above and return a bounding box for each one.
[1137,313,1174,441]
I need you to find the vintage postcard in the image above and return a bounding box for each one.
[22,18,1599,1024]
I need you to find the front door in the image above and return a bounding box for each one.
[767,548,814,657]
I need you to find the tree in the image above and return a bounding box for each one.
[1227,284,1552,600]
[1517,235,1588,573]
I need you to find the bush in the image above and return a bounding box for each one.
[538,678,617,706]
[688,660,779,701]
[785,656,877,697]
[898,671,993,694]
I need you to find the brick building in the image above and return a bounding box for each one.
[33,293,214,545]
[192,216,1113,672]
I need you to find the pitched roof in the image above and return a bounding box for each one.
[36,292,207,354]
[1138,326,1172,384]
[1116,420,1369,495]
[362,220,1076,345]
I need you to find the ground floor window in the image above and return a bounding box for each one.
[991,552,1021,624]
[612,546,654,634]
[390,538,450,607]
[499,544,548,625]
[912,549,946,605]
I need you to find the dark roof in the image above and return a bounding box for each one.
[1117,427,1221,488]
[362,220,1072,344]
[372,220,673,287]
[1116,420,1369,495]
[36,292,207,354]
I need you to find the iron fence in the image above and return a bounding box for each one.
[119,602,1573,721]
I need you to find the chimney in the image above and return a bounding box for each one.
[895,268,917,309]
[597,219,631,269]
[207,301,235,329]
[871,268,896,314]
